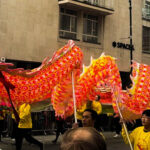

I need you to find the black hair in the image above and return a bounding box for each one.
[142,109,150,117]
[83,109,98,121]
[97,95,100,100]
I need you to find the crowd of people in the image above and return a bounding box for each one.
[0,95,150,150]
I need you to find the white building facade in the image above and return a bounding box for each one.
[0,0,149,86]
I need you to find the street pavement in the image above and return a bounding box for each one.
[0,132,130,150]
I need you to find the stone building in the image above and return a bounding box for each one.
[0,0,149,87]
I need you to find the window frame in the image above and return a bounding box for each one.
[82,13,99,44]
[142,26,150,53]
[59,8,78,40]
[145,1,150,15]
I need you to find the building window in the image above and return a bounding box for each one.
[59,8,77,40]
[83,14,98,44]
[145,1,150,14]
[142,26,150,53]
[83,0,99,5]
[143,1,150,20]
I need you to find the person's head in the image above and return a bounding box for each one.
[82,109,97,127]
[95,95,100,101]
[141,109,150,129]
[60,127,106,150]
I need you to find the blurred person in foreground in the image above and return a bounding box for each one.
[121,109,150,150]
[60,127,106,150]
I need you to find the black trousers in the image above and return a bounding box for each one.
[113,116,121,134]
[0,120,4,141]
[54,120,66,142]
[10,119,18,139]
[15,128,42,150]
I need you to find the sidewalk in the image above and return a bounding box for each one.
[0,134,59,150]
[0,132,130,150]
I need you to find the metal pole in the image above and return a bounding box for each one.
[129,0,133,69]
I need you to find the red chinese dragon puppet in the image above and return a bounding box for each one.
[0,40,150,121]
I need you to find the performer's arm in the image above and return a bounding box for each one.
[121,125,136,144]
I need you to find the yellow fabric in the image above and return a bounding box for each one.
[11,107,19,120]
[0,110,5,120]
[0,115,4,120]
[18,103,32,129]
[107,113,113,117]
[91,101,102,115]
[12,113,15,120]
[76,101,102,120]
[122,126,150,150]
[76,103,86,120]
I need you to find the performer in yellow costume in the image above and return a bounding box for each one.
[122,109,150,150]
[15,103,43,150]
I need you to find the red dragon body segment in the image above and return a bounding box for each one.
[76,55,122,106]
[0,40,83,107]
[116,62,150,121]
[1,41,150,121]
[51,54,122,118]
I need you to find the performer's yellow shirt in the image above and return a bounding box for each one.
[0,116,3,120]
[76,103,86,120]
[0,110,5,120]
[122,126,150,150]
[11,113,15,120]
[18,103,32,129]
[91,101,102,115]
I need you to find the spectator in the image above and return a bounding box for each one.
[121,109,150,150]
[60,127,107,150]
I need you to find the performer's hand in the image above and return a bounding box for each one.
[119,118,126,125]
[120,118,136,125]
[72,122,79,129]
